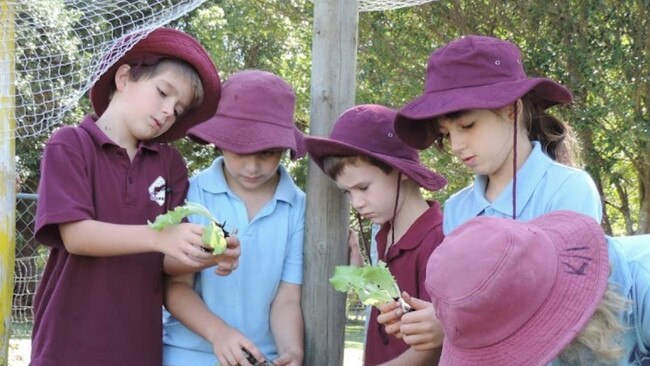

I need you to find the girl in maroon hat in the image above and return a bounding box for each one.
[382,34,604,353]
[32,28,237,366]
[305,104,447,365]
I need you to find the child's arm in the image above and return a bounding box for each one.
[164,235,241,276]
[164,274,265,366]
[59,219,213,267]
[269,282,304,366]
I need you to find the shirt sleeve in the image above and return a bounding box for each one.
[280,195,305,285]
[550,170,603,223]
[631,252,650,351]
[35,127,95,248]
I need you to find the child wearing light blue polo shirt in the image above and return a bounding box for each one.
[162,70,306,366]
[394,35,602,235]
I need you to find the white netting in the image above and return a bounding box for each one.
[359,0,437,12]
[3,0,208,139]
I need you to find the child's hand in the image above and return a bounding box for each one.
[211,235,241,276]
[157,223,213,267]
[348,229,364,267]
[211,326,265,366]
[398,292,444,351]
[273,351,302,366]
[377,299,404,337]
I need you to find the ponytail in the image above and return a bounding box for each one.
[521,93,577,166]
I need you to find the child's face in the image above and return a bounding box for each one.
[222,149,284,192]
[118,65,195,141]
[334,161,400,225]
[438,107,517,179]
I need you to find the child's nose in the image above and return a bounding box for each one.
[449,132,465,153]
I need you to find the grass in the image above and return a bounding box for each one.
[344,322,365,350]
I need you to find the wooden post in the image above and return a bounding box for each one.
[303,0,358,365]
[0,1,16,365]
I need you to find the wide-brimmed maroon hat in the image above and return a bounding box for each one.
[426,210,609,366]
[188,69,304,159]
[395,35,573,149]
[89,27,220,143]
[304,104,446,191]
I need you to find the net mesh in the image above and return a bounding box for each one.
[4,0,208,140]
[359,0,437,12]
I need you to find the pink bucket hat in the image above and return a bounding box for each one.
[304,104,446,191]
[426,210,609,366]
[188,69,305,160]
[395,35,573,149]
[89,27,221,143]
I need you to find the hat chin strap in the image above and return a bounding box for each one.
[512,102,519,220]
[390,172,402,247]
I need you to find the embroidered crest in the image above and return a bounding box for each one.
[148,176,166,206]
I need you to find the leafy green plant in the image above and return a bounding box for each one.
[148,201,228,255]
[330,261,401,307]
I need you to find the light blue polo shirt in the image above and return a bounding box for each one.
[443,141,602,235]
[162,157,305,366]
[550,234,650,365]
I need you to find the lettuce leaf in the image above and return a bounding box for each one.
[148,201,227,255]
[329,261,400,307]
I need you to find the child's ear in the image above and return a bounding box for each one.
[114,64,132,91]
[505,99,524,123]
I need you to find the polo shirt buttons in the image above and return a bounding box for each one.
[485,207,495,215]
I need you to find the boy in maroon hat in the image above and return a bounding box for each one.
[163,70,305,366]
[31,27,238,366]
[304,104,447,365]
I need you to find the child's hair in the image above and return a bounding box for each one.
[428,92,578,166]
[322,155,393,181]
[557,283,629,364]
[111,58,205,112]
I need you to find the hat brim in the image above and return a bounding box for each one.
[439,211,609,366]
[188,114,304,160]
[89,28,220,143]
[305,136,446,191]
[395,78,572,150]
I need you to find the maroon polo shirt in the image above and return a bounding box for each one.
[364,201,444,366]
[32,115,188,366]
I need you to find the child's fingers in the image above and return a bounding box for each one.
[401,291,431,310]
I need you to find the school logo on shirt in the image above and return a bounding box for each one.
[148,176,166,207]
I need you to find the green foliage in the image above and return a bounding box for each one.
[330,261,399,307]
[148,202,227,254]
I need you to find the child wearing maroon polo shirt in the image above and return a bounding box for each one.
[31,28,237,366]
[304,104,447,365]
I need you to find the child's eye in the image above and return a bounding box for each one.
[461,122,475,130]
[157,88,167,97]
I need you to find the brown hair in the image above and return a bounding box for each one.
[322,155,393,180]
[111,58,204,113]
[429,92,577,166]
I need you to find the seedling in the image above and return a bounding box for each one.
[148,201,229,255]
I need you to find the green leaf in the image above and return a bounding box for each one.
[148,201,227,256]
[329,261,399,307]
[202,221,227,255]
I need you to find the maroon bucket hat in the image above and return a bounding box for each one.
[395,35,573,149]
[188,69,304,160]
[304,104,446,191]
[426,211,609,366]
[89,27,221,143]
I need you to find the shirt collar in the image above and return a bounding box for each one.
[195,156,298,206]
[467,141,552,217]
[79,114,160,152]
[377,201,443,260]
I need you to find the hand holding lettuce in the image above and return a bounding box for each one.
[148,201,228,255]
